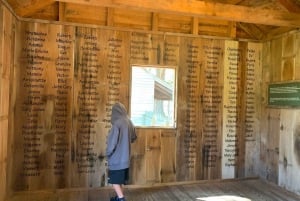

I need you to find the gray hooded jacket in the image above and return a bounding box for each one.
[106,102,137,170]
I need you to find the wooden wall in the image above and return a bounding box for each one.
[7,18,262,194]
[0,2,15,201]
[261,31,300,194]
[1,1,300,200]
[0,4,267,201]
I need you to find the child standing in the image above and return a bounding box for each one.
[106,102,137,201]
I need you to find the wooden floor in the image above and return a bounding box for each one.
[94,178,300,201]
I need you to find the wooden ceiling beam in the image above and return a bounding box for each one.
[14,0,55,17]
[56,0,300,27]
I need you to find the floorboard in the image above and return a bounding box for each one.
[104,178,300,201]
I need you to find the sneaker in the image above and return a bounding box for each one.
[118,198,126,201]
[110,196,118,201]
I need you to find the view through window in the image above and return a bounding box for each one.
[130,66,176,127]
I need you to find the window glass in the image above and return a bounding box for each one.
[130,66,176,127]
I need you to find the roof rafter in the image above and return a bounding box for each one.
[56,0,300,27]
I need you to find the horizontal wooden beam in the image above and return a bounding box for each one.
[56,0,300,27]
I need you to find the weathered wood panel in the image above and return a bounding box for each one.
[270,38,282,82]
[261,31,300,195]
[72,27,131,187]
[199,39,224,180]
[11,21,75,190]
[295,32,300,80]
[64,3,107,25]
[160,130,176,183]
[243,42,262,177]
[145,129,161,184]
[114,8,152,30]
[0,3,15,201]
[279,110,300,194]
[222,40,240,179]
[5,18,264,201]
[130,128,146,184]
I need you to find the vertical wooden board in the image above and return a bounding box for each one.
[130,128,146,184]
[176,36,201,181]
[160,130,176,183]
[176,36,190,181]
[265,109,280,183]
[281,57,295,81]
[0,3,15,116]
[8,20,21,193]
[1,6,14,81]
[0,119,8,201]
[0,5,3,82]
[199,38,224,180]
[262,41,271,83]
[292,111,300,194]
[145,129,161,184]
[72,27,104,187]
[270,38,282,82]
[260,41,271,179]
[163,35,180,66]
[11,22,75,191]
[244,42,262,177]
[295,32,300,80]
[282,34,295,58]
[222,40,240,179]
[236,42,247,178]
[279,110,300,194]
[130,32,164,65]
[281,34,295,81]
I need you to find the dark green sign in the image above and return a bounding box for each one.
[268,82,300,107]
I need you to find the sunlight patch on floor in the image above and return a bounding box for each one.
[197,195,251,201]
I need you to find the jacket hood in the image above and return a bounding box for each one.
[111,102,128,124]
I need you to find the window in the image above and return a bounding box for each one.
[130,66,176,127]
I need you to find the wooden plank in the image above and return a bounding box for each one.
[29,3,59,21]
[130,128,146,185]
[113,8,151,29]
[145,129,161,184]
[58,0,300,27]
[1,5,15,201]
[6,178,300,201]
[270,38,283,82]
[278,110,300,195]
[160,130,176,183]
[222,40,240,179]
[244,42,262,177]
[296,32,300,80]
[14,0,55,17]
[281,34,296,80]
[199,39,224,180]
[64,3,107,25]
